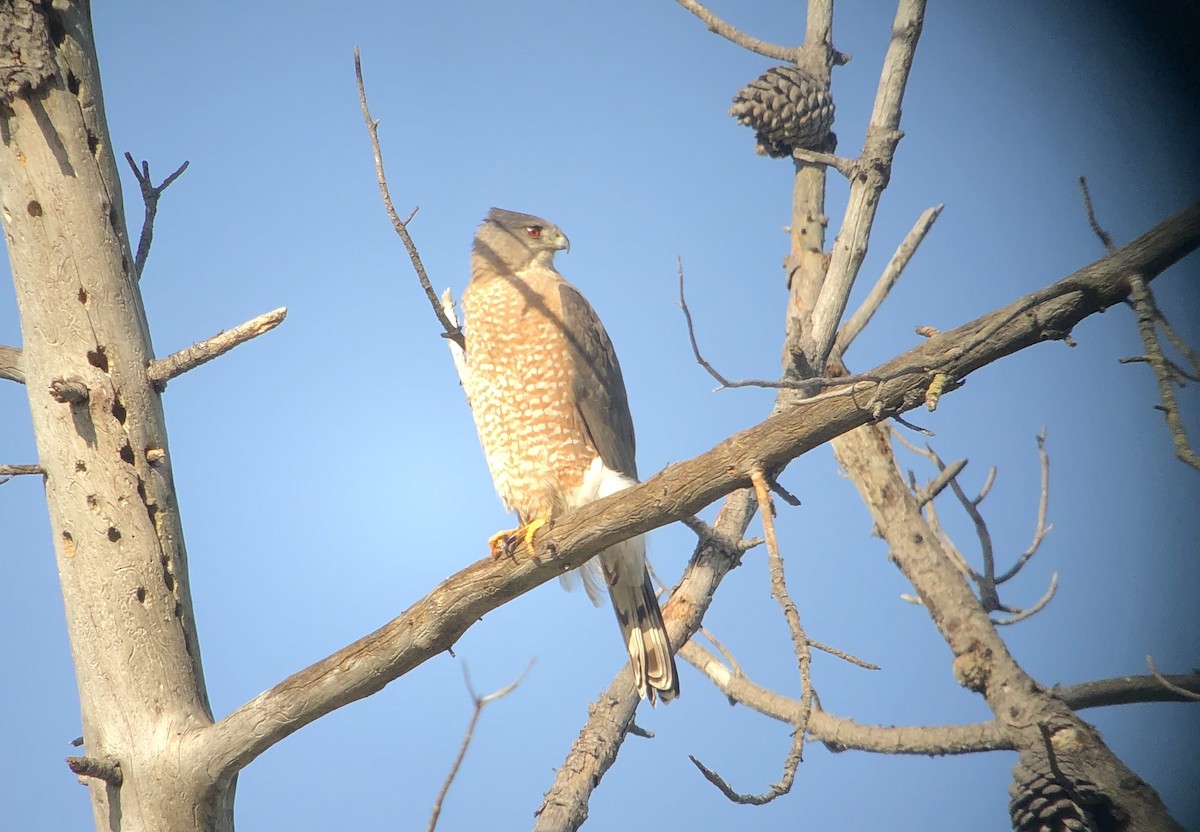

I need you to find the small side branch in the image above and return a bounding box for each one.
[123,153,189,280]
[673,0,801,61]
[66,755,123,786]
[0,463,43,484]
[0,344,25,384]
[834,204,944,356]
[354,49,465,350]
[427,661,533,832]
[147,307,287,387]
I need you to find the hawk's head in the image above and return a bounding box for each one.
[474,207,570,272]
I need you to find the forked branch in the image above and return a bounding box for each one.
[123,152,189,280]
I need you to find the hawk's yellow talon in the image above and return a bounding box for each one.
[522,517,548,548]
[487,517,549,558]
[487,529,515,559]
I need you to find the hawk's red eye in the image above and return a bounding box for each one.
[525,225,543,238]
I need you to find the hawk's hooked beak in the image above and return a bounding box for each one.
[554,231,570,253]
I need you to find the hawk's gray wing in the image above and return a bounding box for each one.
[557,281,638,480]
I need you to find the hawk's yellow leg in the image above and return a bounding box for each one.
[487,517,549,558]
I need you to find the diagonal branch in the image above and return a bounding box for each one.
[835,204,943,355]
[354,49,465,351]
[673,0,802,61]
[426,661,534,832]
[190,201,1200,787]
[147,308,287,387]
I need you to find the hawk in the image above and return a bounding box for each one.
[461,207,679,704]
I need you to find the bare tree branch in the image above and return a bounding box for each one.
[354,49,465,350]
[1127,273,1200,472]
[426,661,534,832]
[835,204,943,355]
[123,152,189,280]
[147,308,287,387]
[685,468,812,805]
[799,0,927,372]
[684,636,1200,754]
[673,0,802,61]
[1062,670,1200,708]
[995,430,1052,584]
[0,463,43,477]
[991,572,1058,626]
[0,344,25,384]
[1145,656,1200,702]
[680,638,1010,754]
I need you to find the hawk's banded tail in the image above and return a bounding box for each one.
[601,536,679,705]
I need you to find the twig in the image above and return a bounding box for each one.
[766,474,802,507]
[1158,311,1200,379]
[834,204,943,357]
[677,256,736,390]
[678,269,895,396]
[694,467,813,806]
[1146,656,1200,702]
[930,446,1000,609]
[791,147,860,178]
[673,0,801,61]
[892,413,932,435]
[123,153,189,280]
[914,457,966,507]
[354,48,465,350]
[991,572,1058,626]
[1127,273,1200,473]
[0,344,25,384]
[1079,176,1117,253]
[995,431,1051,584]
[427,660,534,832]
[808,639,880,671]
[147,308,287,387]
[698,626,744,679]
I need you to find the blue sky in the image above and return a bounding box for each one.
[2,2,1198,830]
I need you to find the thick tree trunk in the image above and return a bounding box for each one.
[0,2,232,829]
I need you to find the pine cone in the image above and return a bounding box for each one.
[1009,759,1121,832]
[729,66,835,158]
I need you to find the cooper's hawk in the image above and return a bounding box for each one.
[461,207,679,704]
